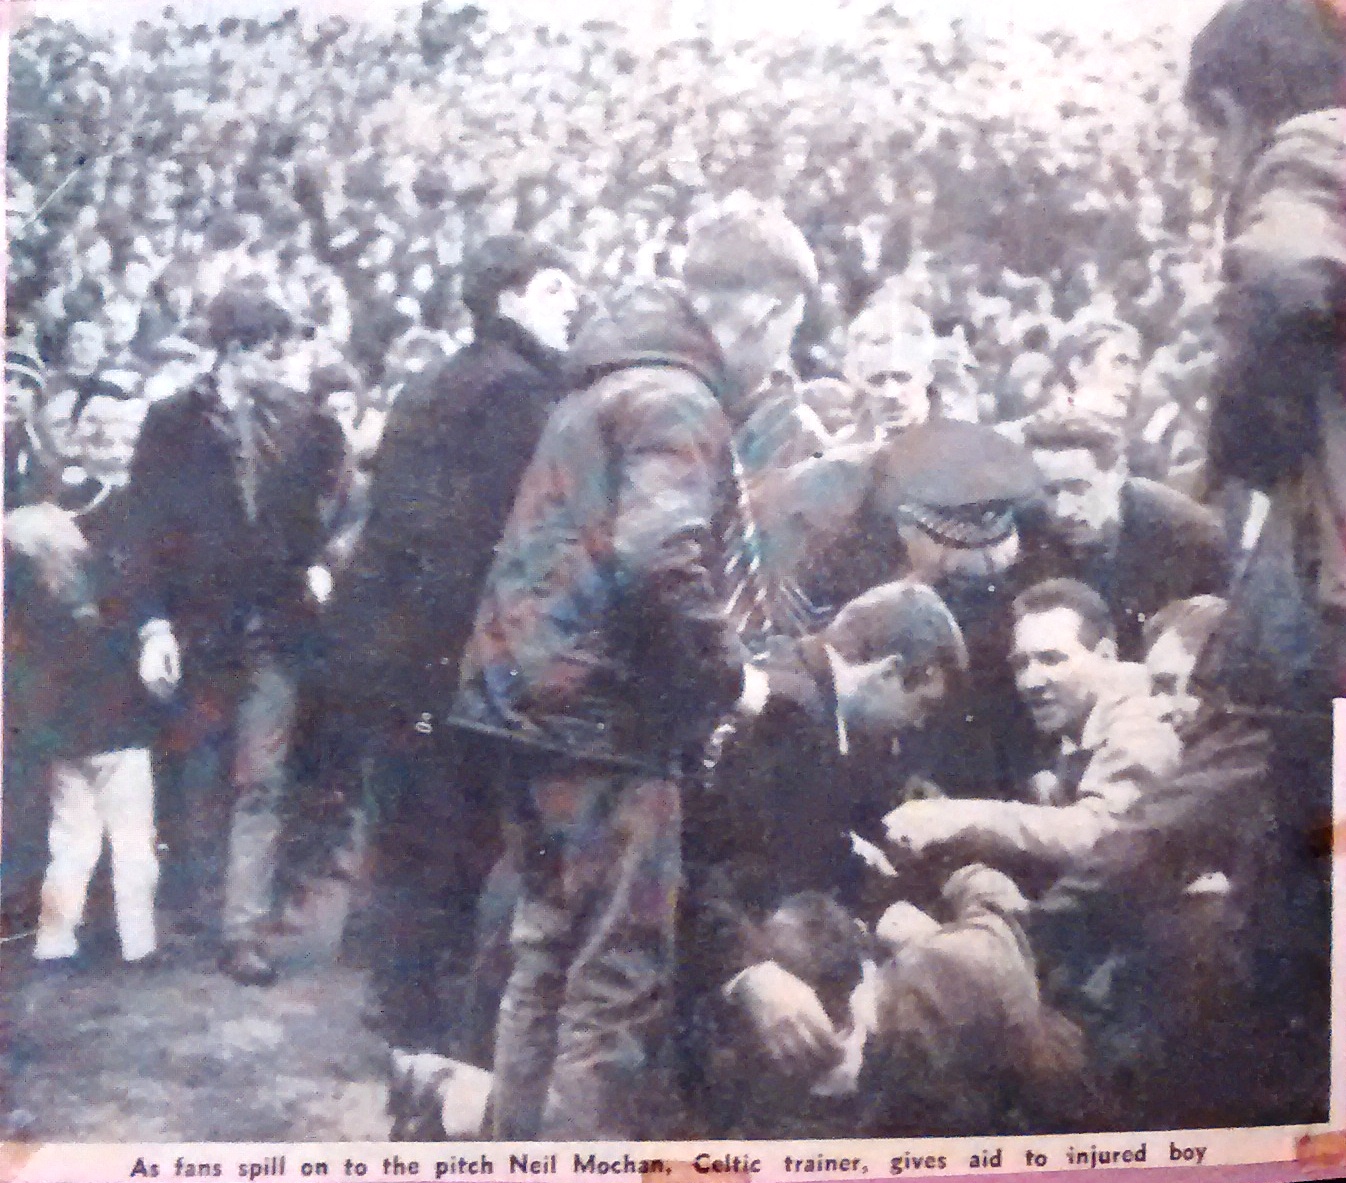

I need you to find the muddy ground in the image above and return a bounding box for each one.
[2,880,393,1142]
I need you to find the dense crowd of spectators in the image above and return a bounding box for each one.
[9,1,1220,482]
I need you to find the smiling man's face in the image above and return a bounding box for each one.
[1011,605,1104,740]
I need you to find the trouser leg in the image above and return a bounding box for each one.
[222,655,297,943]
[98,748,159,961]
[159,673,236,933]
[364,726,504,1055]
[34,758,103,960]
[488,866,570,1140]
[536,767,681,1140]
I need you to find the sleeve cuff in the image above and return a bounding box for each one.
[735,663,770,717]
[139,618,173,642]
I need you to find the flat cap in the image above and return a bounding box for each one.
[873,420,1041,549]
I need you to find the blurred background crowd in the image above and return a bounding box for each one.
[8,0,1220,493]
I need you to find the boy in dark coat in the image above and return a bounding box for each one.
[328,234,579,1076]
[123,283,347,984]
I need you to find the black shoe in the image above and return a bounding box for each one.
[122,949,171,974]
[28,954,85,983]
[219,941,278,987]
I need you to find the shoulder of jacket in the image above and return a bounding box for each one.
[588,362,723,425]
[1125,477,1215,534]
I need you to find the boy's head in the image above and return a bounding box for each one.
[824,580,967,739]
[1143,595,1227,729]
[461,232,578,352]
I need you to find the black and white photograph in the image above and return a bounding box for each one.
[1,0,1340,1160]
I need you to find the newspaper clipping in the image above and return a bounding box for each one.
[2,0,1342,1178]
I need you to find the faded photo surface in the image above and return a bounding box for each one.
[1,0,1339,1148]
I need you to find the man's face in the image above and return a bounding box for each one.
[500,267,580,353]
[699,289,806,406]
[1071,337,1140,423]
[5,381,36,430]
[839,654,948,738]
[73,396,145,484]
[122,261,156,301]
[65,322,107,374]
[104,299,142,349]
[1034,446,1124,550]
[1146,628,1200,730]
[1011,606,1106,740]
[845,306,935,433]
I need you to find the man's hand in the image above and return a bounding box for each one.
[5,502,92,610]
[307,563,334,606]
[729,961,844,1078]
[883,798,972,857]
[138,619,181,700]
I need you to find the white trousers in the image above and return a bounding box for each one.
[34,748,158,962]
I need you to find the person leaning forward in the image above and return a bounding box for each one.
[448,196,818,1140]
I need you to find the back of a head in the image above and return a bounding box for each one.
[205,282,294,353]
[1187,0,1346,131]
[825,579,969,674]
[683,192,818,302]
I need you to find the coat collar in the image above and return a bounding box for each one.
[472,312,566,380]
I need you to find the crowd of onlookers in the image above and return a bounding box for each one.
[3,0,1338,1148]
[7,2,1221,480]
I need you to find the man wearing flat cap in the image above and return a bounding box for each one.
[449,199,814,1138]
[785,419,1045,799]
[122,279,347,984]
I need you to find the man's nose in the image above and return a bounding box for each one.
[1018,661,1047,690]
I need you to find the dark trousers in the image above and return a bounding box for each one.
[489,755,682,1140]
[364,723,502,1062]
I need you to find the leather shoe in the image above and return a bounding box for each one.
[219,941,278,987]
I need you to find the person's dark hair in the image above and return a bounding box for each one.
[205,285,295,351]
[1023,410,1125,470]
[1186,0,1346,132]
[1012,578,1116,650]
[460,233,569,327]
[825,579,969,675]
[751,892,869,1027]
[1142,594,1228,657]
[311,359,364,404]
